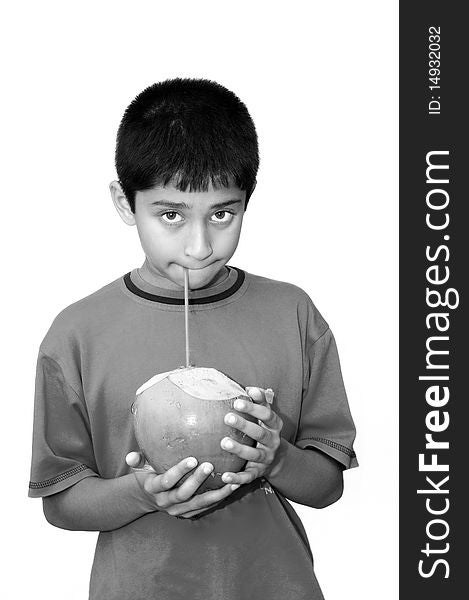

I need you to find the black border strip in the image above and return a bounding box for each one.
[400,4,464,595]
[123,267,245,305]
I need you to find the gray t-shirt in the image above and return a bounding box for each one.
[29,265,357,599]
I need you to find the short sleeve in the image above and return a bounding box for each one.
[295,307,358,469]
[28,351,99,498]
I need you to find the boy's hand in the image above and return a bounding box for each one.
[220,387,284,486]
[126,452,238,519]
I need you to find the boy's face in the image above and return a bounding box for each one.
[114,182,246,291]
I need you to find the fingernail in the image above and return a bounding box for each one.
[231,484,240,491]
[222,473,232,483]
[203,463,213,474]
[234,400,244,410]
[222,438,233,449]
[186,457,197,468]
[225,414,236,425]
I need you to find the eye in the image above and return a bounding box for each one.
[211,210,234,223]
[161,211,183,224]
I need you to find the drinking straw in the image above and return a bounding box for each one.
[184,267,190,367]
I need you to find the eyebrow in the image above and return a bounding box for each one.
[149,199,243,210]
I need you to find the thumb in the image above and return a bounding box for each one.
[126,451,146,469]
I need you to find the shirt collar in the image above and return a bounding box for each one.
[123,265,245,305]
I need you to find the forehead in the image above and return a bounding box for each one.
[136,182,245,209]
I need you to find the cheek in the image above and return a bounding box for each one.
[138,223,173,257]
[214,230,239,254]
[223,224,242,249]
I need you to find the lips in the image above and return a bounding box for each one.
[184,263,213,271]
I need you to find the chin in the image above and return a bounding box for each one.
[187,274,211,289]
[187,266,222,289]
[188,283,206,290]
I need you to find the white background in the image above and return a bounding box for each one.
[2,1,397,598]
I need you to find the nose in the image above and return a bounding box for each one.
[184,222,214,262]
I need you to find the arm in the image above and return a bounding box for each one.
[42,473,156,532]
[266,438,344,508]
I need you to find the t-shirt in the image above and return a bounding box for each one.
[29,265,358,600]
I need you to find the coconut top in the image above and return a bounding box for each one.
[136,366,247,400]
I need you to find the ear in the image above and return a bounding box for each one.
[244,179,257,211]
[110,181,136,226]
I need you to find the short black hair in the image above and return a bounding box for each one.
[115,78,259,212]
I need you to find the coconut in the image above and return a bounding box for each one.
[132,366,257,493]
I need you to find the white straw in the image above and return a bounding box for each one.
[184,268,190,367]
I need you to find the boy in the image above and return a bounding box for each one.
[29,78,358,599]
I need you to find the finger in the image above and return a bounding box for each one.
[127,452,157,473]
[221,467,259,485]
[167,462,216,503]
[126,451,145,468]
[245,386,267,404]
[233,398,281,430]
[245,387,274,405]
[224,412,272,445]
[144,457,198,495]
[220,437,268,462]
[169,483,238,517]
[177,508,209,518]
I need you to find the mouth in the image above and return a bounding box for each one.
[183,263,214,271]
